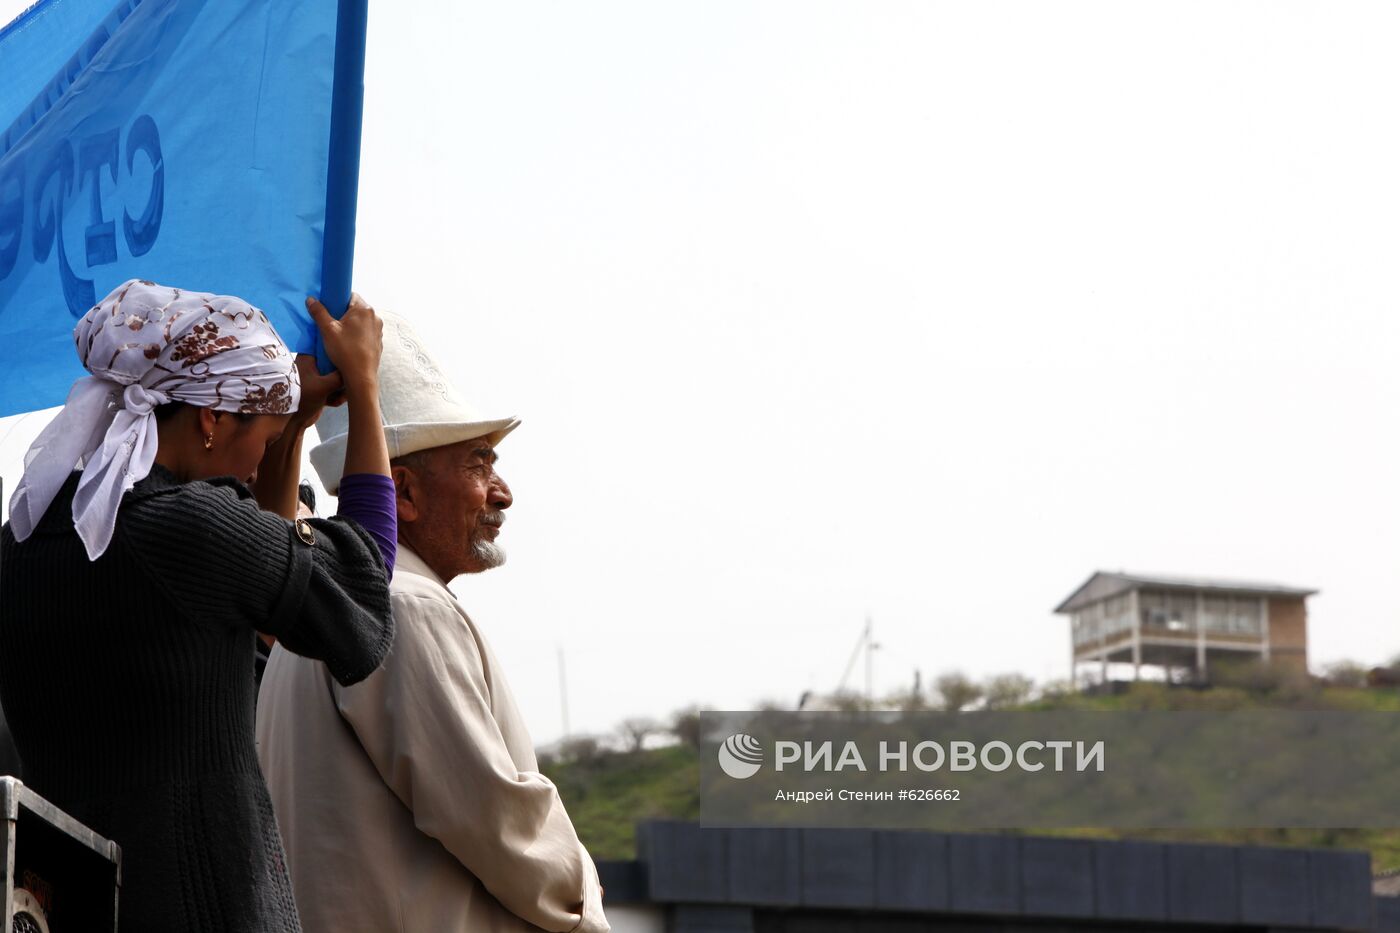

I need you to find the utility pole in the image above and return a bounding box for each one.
[837,615,882,709]
[557,646,571,740]
[864,616,880,707]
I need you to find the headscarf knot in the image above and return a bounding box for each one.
[121,383,168,416]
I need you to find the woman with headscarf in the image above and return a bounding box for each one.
[0,279,396,931]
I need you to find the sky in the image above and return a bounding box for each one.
[3,1,1400,745]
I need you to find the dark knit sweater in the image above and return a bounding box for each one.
[0,466,394,932]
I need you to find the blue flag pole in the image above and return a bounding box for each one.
[316,0,369,374]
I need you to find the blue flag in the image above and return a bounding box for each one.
[0,0,366,416]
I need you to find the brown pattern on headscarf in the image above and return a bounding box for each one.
[240,381,293,414]
[160,311,186,344]
[170,321,240,368]
[215,306,258,329]
[99,341,162,368]
[73,279,301,416]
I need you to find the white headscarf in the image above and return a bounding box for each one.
[9,279,301,560]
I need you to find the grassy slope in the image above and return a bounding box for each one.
[542,685,1400,868]
[545,744,700,860]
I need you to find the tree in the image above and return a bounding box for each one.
[617,717,663,753]
[1037,679,1074,701]
[933,671,983,712]
[1321,660,1368,689]
[983,673,1034,709]
[883,670,928,711]
[558,734,604,764]
[669,706,705,749]
[824,689,870,712]
[883,687,928,711]
[1212,658,1314,697]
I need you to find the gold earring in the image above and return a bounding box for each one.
[204,433,214,450]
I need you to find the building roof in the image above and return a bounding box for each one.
[1053,570,1318,615]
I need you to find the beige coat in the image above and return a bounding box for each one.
[256,546,608,932]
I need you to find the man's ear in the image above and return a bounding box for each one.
[391,465,419,522]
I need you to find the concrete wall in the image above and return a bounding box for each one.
[1269,597,1309,673]
[613,821,1378,932]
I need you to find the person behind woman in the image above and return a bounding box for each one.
[254,482,322,695]
[0,279,396,931]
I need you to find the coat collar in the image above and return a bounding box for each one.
[393,543,448,588]
[125,464,252,502]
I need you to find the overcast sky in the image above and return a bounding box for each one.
[3,1,1400,744]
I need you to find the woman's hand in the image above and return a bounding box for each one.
[306,294,383,400]
[307,291,392,481]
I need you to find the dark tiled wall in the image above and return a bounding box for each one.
[626,822,1376,932]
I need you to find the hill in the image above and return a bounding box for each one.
[541,682,1400,867]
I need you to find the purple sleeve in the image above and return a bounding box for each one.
[334,473,397,578]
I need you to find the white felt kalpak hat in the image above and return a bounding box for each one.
[310,310,519,494]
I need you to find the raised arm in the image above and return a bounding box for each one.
[306,294,390,481]
[122,479,394,685]
[252,292,388,518]
[252,357,344,519]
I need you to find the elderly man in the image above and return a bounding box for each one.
[256,311,608,932]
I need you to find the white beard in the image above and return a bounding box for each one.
[471,539,507,569]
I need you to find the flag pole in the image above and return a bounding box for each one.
[315,0,370,373]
